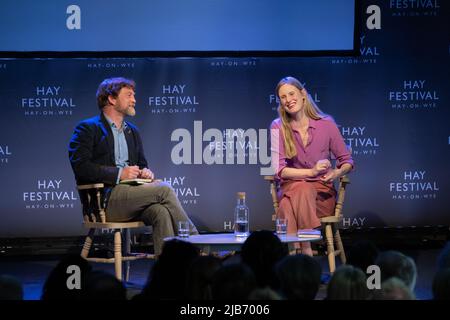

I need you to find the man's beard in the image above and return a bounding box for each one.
[125,106,136,116]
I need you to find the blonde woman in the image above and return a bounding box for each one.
[270,76,353,256]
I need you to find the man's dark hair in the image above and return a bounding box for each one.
[41,254,92,300]
[211,263,257,300]
[240,230,288,289]
[275,254,322,300]
[375,250,417,290]
[96,77,135,109]
[140,239,200,300]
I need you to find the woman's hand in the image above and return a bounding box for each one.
[320,169,339,183]
[311,159,331,176]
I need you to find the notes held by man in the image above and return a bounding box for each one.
[120,178,154,185]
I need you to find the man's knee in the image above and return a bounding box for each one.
[155,181,175,197]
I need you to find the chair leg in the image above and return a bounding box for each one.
[124,229,131,282]
[324,223,336,273]
[287,243,296,255]
[114,229,122,281]
[81,229,95,258]
[333,225,346,265]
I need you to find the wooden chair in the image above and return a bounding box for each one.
[77,183,154,281]
[264,175,350,273]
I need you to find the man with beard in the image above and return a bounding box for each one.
[69,77,197,255]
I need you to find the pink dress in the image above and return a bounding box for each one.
[270,117,354,231]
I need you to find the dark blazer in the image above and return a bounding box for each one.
[68,113,148,190]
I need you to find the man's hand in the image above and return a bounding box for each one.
[138,168,154,180]
[120,166,141,180]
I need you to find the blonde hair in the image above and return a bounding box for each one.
[276,76,327,159]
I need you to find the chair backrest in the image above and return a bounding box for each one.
[77,183,107,223]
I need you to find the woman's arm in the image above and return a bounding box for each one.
[281,159,331,180]
[320,163,352,183]
[280,167,315,180]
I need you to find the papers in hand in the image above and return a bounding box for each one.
[120,178,154,185]
[297,229,321,238]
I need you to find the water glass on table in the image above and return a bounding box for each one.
[178,221,190,238]
[276,218,287,235]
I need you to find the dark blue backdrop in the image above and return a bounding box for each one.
[0,0,448,237]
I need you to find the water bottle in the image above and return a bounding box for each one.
[234,192,249,237]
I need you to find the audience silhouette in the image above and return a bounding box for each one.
[275,254,322,300]
[326,265,369,300]
[0,275,23,300]
[41,254,92,300]
[185,255,222,300]
[5,233,448,301]
[211,263,257,300]
[138,239,199,300]
[240,230,288,289]
[375,250,417,292]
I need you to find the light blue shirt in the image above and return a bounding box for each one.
[104,114,129,184]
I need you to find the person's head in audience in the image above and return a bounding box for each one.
[432,268,450,300]
[371,277,415,300]
[41,254,92,300]
[248,287,282,300]
[375,250,417,291]
[346,239,379,274]
[0,275,23,300]
[211,263,257,300]
[326,265,369,300]
[185,255,222,300]
[240,230,288,289]
[437,241,450,270]
[83,271,126,300]
[275,254,322,300]
[141,239,199,300]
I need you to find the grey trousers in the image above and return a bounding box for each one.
[106,181,198,255]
